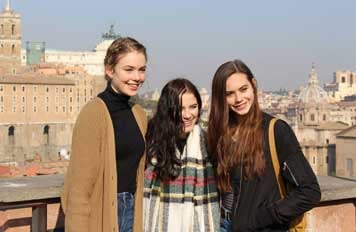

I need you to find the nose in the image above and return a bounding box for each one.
[133,71,140,81]
[234,92,242,103]
[182,109,192,120]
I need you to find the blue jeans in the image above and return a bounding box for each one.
[221,218,233,232]
[118,192,135,232]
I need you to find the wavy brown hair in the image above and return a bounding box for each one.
[207,60,264,192]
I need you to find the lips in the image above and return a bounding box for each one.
[127,83,141,91]
[233,102,246,110]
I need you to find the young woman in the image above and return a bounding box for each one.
[144,78,220,232]
[207,60,321,232]
[61,37,148,232]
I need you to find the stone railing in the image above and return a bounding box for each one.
[0,174,64,232]
[0,175,356,231]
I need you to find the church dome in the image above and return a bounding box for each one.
[298,64,328,106]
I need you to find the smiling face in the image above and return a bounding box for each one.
[180,92,199,138]
[105,51,147,96]
[225,73,256,116]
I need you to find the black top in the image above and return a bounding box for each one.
[231,112,321,232]
[98,84,145,194]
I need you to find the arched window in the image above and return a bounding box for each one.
[299,114,303,121]
[310,114,315,121]
[341,76,346,83]
[11,24,15,35]
[8,126,14,136]
[43,125,50,145]
[8,126,15,145]
[11,44,15,54]
[323,114,326,121]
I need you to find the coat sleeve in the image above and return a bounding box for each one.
[61,102,103,232]
[269,120,321,224]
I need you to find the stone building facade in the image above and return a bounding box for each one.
[0,3,102,164]
[0,0,21,75]
[21,25,120,76]
[335,126,356,179]
[324,70,356,102]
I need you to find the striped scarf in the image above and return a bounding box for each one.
[144,125,220,232]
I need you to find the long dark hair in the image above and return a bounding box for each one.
[207,60,264,192]
[146,78,202,180]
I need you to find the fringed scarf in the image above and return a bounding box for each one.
[144,125,220,232]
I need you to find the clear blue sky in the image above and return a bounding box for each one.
[8,0,356,92]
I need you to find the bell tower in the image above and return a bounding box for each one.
[0,0,21,74]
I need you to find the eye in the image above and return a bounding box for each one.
[139,67,146,72]
[240,87,248,92]
[190,104,198,110]
[226,91,234,96]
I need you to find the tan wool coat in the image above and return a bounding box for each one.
[61,98,147,232]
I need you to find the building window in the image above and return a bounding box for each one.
[34,106,37,112]
[0,85,3,92]
[326,156,329,164]
[11,24,15,35]
[299,114,302,121]
[323,114,326,121]
[21,106,25,112]
[0,105,4,112]
[33,86,37,92]
[63,106,66,112]
[326,139,329,144]
[312,156,316,164]
[0,24,3,34]
[8,126,15,145]
[341,77,346,83]
[11,44,15,54]
[0,96,3,102]
[310,114,315,121]
[70,106,72,112]
[70,88,72,93]
[346,158,353,176]
[33,97,37,103]
[46,106,49,112]
[44,125,50,145]
[56,106,58,112]
[46,87,49,92]
[13,86,16,92]
[8,126,15,136]
[22,86,25,92]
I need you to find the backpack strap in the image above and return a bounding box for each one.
[268,118,287,198]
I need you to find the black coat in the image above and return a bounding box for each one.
[231,113,321,232]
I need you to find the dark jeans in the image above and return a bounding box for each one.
[221,218,233,232]
[118,192,135,232]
